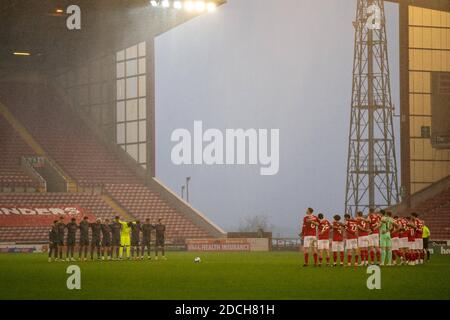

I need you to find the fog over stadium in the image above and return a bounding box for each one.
[0,0,449,303]
[156,0,400,236]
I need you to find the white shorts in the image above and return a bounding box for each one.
[346,239,358,250]
[303,236,317,248]
[415,238,423,250]
[400,237,409,249]
[358,236,369,248]
[332,241,344,252]
[408,241,416,250]
[318,239,330,250]
[391,237,400,251]
[368,233,380,247]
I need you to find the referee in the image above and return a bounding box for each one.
[422,225,431,262]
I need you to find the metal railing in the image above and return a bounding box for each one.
[271,238,301,251]
[20,156,47,192]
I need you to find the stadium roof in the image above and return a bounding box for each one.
[1,0,447,75]
[0,0,226,74]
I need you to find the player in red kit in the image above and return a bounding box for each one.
[398,216,410,265]
[391,216,401,265]
[356,211,371,266]
[301,207,319,267]
[317,213,331,267]
[411,213,424,264]
[344,214,359,267]
[331,215,345,267]
[405,216,417,265]
[368,208,382,264]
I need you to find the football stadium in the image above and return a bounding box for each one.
[0,0,450,303]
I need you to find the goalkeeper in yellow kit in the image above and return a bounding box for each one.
[116,217,133,260]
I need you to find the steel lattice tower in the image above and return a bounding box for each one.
[345,0,399,216]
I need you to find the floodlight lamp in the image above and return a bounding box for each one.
[173,1,183,9]
[207,2,217,12]
[195,1,206,12]
[185,1,195,11]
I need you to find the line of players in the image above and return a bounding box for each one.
[300,207,427,267]
[48,215,167,262]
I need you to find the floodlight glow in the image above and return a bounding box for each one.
[206,2,217,12]
[13,52,31,56]
[173,1,182,9]
[150,0,158,7]
[195,1,206,12]
[162,0,170,8]
[185,1,195,11]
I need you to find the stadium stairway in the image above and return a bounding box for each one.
[0,101,46,157]
[100,194,135,221]
[0,100,77,193]
[104,184,212,239]
[0,84,137,242]
[0,82,225,243]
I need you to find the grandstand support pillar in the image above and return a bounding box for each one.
[345,0,400,215]
[399,0,411,208]
[146,39,156,178]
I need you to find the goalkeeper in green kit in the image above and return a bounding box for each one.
[117,217,132,260]
[379,211,397,266]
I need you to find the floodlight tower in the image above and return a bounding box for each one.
[345,0,399,216]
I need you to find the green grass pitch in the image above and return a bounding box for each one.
[0,252,449,300]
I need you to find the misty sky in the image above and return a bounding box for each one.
[155,0,400,236]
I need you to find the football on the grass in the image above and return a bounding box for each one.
[194,257,201,263]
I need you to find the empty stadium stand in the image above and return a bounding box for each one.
[410,188,450,240]
[0,226,48,244]
[105,184,211,240]
[0,82,224,244]
[0,115,39,192]
[394,174,450,241]
[0,193,114,243]
[0,193,115,219]
[0,83,140,188]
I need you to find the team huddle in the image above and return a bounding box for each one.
[48,216,167,262]
[300,208,429,267]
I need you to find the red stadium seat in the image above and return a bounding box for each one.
[0,116,39,190]
[400,188,450,240]
[0,83,215,244]
[0,193,115,242]
[105,184,210,240]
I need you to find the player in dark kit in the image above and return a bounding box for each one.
[131,220,141,259]
[56,216,66,260]
[65,218,78,261]
[90,218,102,260]
[48,220,59,262]
[79,216,90,261]
[110,216,122,260]
[101,218,112,260]
[155,218,167,260]
[141,218,154,260]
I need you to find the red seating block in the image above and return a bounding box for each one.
[0,116,38,189]
[105,184,209,240]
